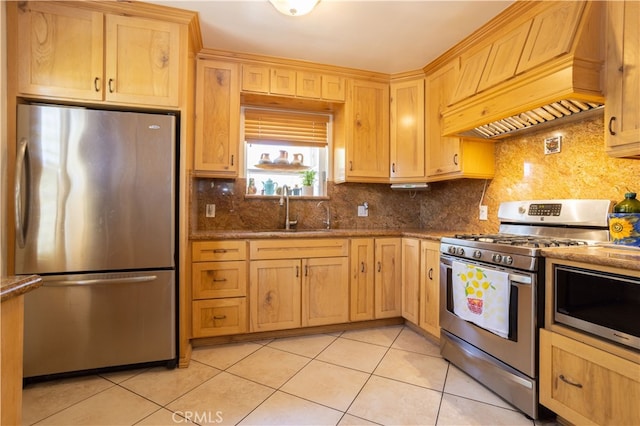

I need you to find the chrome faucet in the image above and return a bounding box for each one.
[279,185,298,230]
[317,201,331,229]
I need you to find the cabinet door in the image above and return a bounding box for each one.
[242,64,270,93]
[322,75,345,101]
[346,80,390,180]
[374,238,402,318]
[425,62,462,177]
[271,68,296,96]
[350,238,375,321]
[297,72,322,99]
[540,330,640,426]
[17,2,104,100]
[249,259,301,332]
[302,257,349,327]
[401,238,420,324]
[194,60,240,174]
[390,79,425,180]
[605,0,640,157]
[105,14,180,106]
[450,44,492,104]
[419,241,440,337]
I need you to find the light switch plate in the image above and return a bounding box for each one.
[206,204,216,218]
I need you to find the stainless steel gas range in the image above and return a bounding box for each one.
[439,199,613,419]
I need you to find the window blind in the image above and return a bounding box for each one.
[244,109,329,147]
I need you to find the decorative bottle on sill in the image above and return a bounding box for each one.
[247,178,257,195]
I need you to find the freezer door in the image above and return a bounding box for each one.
[15,104,176,274]
[23,270,176,378]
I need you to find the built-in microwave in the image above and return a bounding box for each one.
[554,265,640,351]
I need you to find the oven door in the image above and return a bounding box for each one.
[439,254,538,377]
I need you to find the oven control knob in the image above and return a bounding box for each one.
[448,246,456,255]
[492,253,502,263]
[503,256,514,265]
[456,247,465,256]
[473,250,482,259]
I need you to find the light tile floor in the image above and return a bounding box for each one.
[23,325,558,425]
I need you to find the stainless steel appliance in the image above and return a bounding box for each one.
[15,104,177,379]
[554,265,640,350]
[439,199,613,419]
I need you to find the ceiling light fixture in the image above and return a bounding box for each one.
[269,0,320,17]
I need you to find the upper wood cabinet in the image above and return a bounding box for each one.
[425,62,495,180]
[16,2,181,107]
[604,0,640,159]
[390,78,425,181]
[335,79,390,183]
[240,64,345,101]
[194,59,240,175]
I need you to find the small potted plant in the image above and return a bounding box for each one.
[300,170,317,196]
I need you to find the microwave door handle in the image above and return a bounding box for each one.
[44,275,158,287]
[14,137,29,248]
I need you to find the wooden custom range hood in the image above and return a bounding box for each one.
[441,1,605,139]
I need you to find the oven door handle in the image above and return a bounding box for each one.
[508,273,532,285]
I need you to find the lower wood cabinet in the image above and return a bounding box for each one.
[401,238,420,324]
[419,240,440,337]
[350,238,402,321]
[249,239,349,332]
[540,329,640,425]
[191,241,248,337]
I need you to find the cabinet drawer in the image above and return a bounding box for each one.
[192,298,247,337]
[192,261,247,299]
[249,239,348,260]
[540,329,640,425]
[192,241,247,262]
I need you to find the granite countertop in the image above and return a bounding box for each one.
[541,245,640,272]
[1,275,42,302]
[190,228,455,241]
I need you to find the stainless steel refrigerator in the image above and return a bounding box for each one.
[15,104,177,379]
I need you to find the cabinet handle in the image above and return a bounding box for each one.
[608,117,617,136]
[392,163,396,173]
[453,153,459,166]
[213,315,227,320]
[213,249,227,253]
[108,78,114,93]
[361,262,366,273]
[349,161,353,171]
[305,265,309,276]
[212,278,227,282]
[377,261,381,272]
[296,266,299,277]
[230,154,234,166]
[94,77,100,92]
[559,374,583,389]
[428,267,433,280]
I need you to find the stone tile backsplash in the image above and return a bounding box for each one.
[193,114,640,234]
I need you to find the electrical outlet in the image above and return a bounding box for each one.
[358,205,369,217]
[479,205,488,221]
[206,204,216,218]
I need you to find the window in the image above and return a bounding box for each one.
[243,107,330,197]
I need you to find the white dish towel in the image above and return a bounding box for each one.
[452,261,511,339]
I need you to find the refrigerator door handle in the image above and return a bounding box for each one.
[44,275,158,287]
[15,137,29,248]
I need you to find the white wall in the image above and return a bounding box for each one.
[1,0,7,276]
